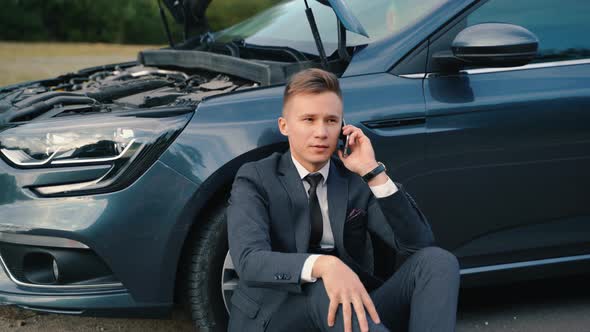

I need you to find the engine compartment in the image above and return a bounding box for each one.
[0,62,258,124]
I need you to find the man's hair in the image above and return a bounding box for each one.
[283,68,342,111]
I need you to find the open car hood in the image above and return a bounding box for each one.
[163,0,368,38]
[319,0,368,37]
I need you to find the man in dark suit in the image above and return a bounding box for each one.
[227,69,459,332]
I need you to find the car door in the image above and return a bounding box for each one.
[336,69,428,277]
[418,0,590,268]
[339,71,427,185]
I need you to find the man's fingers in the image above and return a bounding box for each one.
[342,124,354,134]
[349,133,363,148]
[342,301,353,332]
[349,130,367,148]
[349,132,358,146]
[352,297,369,332]
[327,300,339,327]
[362,292,381,324]
[343,125,362,136]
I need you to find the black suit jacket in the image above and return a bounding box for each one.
[226,150,434,331]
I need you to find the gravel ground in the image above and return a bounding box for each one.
[457,274,590,332]
[0,305,195,332]
[1,275,589,331]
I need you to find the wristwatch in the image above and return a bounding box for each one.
[362,162,386,182]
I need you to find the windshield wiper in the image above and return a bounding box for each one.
[223,40,310,62]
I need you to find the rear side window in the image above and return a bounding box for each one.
[467,0,590,63]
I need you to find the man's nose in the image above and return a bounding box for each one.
[313,123,329,138]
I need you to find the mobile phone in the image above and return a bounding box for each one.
[339,119,350,157]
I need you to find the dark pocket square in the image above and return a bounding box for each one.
[346,208,367,223]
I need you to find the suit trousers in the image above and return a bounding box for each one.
[265,247,460,332]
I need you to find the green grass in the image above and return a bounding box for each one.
[0,42,161,86]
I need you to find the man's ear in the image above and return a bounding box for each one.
[278,117,288,136]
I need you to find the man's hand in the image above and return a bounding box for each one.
[312,255,381,332]
[338,125,388,186]
[338,125,377,176]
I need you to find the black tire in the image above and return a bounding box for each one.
[183,205,229,332]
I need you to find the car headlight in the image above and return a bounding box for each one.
[0,111,192,196]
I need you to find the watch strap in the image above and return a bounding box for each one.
[362,162,386,182]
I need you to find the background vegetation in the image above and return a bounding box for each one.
[0,0,280,45]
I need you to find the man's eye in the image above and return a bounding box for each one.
[304,118,313,122]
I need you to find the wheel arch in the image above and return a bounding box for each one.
[170,142,288,305]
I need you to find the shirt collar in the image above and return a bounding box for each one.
[291,153,330,185]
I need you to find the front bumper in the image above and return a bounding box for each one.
[0,260,171,317]
[0,159,199,316]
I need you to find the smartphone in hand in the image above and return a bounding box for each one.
[339,119,350,157]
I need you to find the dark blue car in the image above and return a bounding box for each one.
[0,0,589,330]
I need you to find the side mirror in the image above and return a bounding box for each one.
[434,23,539,71]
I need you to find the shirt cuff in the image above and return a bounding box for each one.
[300,254,321,283]
[369,178,398,198]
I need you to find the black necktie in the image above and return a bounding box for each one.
[304,173,323,249]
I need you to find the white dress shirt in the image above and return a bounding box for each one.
[290,155,398,283]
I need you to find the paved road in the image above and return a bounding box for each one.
[1,275,589,331]
[457,274,590,332]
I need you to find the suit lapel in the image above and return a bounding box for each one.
[277,150,311,253]
[327,158,350,260]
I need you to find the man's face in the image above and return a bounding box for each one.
[278,91,343,172]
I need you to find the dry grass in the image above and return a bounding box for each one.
[0,42,162,86]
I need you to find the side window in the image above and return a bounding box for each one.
[467,0,590,63]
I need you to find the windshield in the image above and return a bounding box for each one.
[214,0,449,56]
